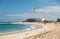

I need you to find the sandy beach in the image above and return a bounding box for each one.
[0,22,60,39]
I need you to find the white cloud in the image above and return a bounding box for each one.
[34,6,60,13]
[5,6,60,20]
[5,13,37,18]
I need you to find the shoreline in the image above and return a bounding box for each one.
[0,23,43,36]
[0,22,60,39]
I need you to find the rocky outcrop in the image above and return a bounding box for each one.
[25,18,45,22]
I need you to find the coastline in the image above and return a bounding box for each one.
[0,22,60,39]
[0,23,43,36]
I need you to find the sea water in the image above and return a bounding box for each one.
[0,24,28,33]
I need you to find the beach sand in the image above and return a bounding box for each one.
[0,22,60,39]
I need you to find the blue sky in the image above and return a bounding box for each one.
[0,0,60,22]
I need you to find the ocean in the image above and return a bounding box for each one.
[0,24,28,33]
